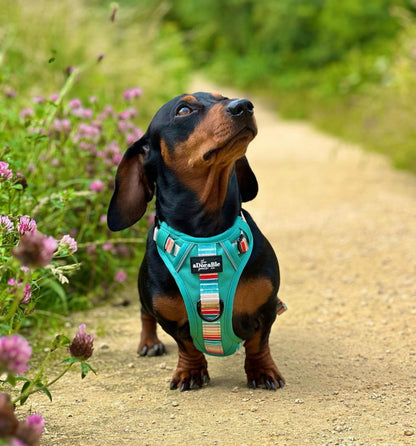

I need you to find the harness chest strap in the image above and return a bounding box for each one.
[153,216,287,356]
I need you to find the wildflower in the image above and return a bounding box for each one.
[73,123,100,143]
[12,230,57,267]
[126,127,144,146]
[112,153,123,165]
[59,234,78,254]
[0,215,14,232]
[50,93,59,102]
[8,278,18,287]
[114,270,127,283]
[20,108,34,121]
[33,96,45,104]
[71,107,93,119]
[0,161,13,181]
[123,88,142,101]
[0,392,19,437]
[51,118,71,136]
[86,245,97,255]
[119,106,137,120]
[4,87,17,98]
[17,216,37,236]
[0,335,32,375]
[89,96,97,103]
[68,324,94,360]
[106,141,121,154]
[89,179,104,193]
[147,211,156,226]
[15,171,28,189]
[21,284,32,305]
[116,245,130,258]
[102,242,113,251]
[15,413,44,446]
[69,98,82,109]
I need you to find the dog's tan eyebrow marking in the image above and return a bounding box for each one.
[211,92,223,100]
[181,94,198,103]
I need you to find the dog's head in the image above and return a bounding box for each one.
[107,92,258,231]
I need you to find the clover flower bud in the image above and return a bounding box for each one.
[12,230,57,268]
[0,161,13,181]
[15,413,44,446]
[68,324,94,360]
[0,335,32,375]
[17,216,37,236]
[0,215,14,233]
[0,392,19,437]
[59,234,78,254]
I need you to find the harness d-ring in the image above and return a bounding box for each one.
[197,299,224,322]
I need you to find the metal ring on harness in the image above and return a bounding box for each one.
[197,299,224,322]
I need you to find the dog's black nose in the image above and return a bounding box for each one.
[227,99,254,118]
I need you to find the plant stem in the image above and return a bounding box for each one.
[12,362,74,405]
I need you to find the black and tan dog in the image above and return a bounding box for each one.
[107,92,285,391]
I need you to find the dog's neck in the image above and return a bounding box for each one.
[155,165,241,237]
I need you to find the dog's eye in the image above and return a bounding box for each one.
[176,105,192,116]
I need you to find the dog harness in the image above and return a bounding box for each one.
[153,215,287,357]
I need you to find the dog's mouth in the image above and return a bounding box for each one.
[203,126,257,161]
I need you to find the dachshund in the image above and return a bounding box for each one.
[107,92,286,391]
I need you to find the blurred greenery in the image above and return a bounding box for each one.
[163,0,416,173]
[0,0,190,119]
[0,0,191,320]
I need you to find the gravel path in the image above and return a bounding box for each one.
[22,81,416,445]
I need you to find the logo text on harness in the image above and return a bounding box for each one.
[190,255,223,274]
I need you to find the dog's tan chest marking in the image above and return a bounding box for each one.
[233,277,274,315]
[153,294,188,326]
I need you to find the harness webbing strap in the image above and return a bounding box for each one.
[198,243,224,355]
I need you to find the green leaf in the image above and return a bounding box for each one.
[61,357,81,364]
[21,380,31,394]
[41,279,68,313]
[81,362,89,379]
[52,334,71,350]
[7,373,16,386]
[82,362,97,375]
[41,386,53,402]
[15,376,30,382]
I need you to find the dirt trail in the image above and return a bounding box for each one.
[21,80,416,445]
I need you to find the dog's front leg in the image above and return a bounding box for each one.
[137,311,166,357]
[244,331,285,390]
[170,339,210,392]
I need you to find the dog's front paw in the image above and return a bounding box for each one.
[137,338,166,357]
[170,351,210,392]
[245,350,285,391]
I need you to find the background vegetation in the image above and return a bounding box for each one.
[164,0,416,172]
[0,0,190,330]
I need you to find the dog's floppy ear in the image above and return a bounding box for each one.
[235,156,258,202]
[107,136,154,231]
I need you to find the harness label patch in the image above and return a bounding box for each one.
[190,255,223,274]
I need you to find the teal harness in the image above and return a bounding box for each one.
[154,215,253,356]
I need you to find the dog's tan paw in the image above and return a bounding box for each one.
[245,351,285,390]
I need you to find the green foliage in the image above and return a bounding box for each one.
[164,0,416,173]
[0,0,190,118]
[0,0,190,329]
